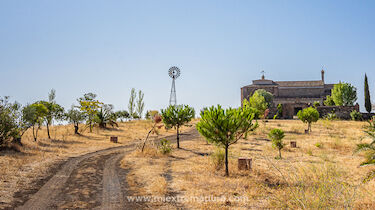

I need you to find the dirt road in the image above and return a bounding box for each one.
[12,145,140,210]
[9,128,200,210]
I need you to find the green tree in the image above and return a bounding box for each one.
[365,74,372,113]
[0,97,28,146]
[136,90,145,119]
[23,103,48,141]
[245,91,268,116]
[65,107,86,134]
[332,82,357,106]
[94,104,118,128]
[197,105,259,176]
[324,95,335,106]
[115,110,130,122]
[355,118,375,182]
[161,105,195,149]
[77,93,102,132]
[128,88,136,119]
[268,129,285,159]
[297,107,320,133]
[38,89,64,139]
[254,89,273,107]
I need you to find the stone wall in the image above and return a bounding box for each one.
[316,104,360,120]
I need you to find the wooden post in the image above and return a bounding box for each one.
[110,136,118,143]
[238,158,252,170]
[290,141,297,148]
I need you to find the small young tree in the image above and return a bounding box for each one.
[136,90,145,119]
[141,114,162,152]
[268,129,285,159]
[197,105,259,176]
[23,103,48,141]
[297,107,319,133]
[161,105,195,149]
[77,93,102,132]
[128,88,136,119]
[365,74,372,113]
[65,107,86,134]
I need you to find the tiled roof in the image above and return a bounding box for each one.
[275,80,324,87]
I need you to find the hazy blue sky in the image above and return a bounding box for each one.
[1,0,374,113]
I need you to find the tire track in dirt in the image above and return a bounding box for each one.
[100,153,124,210]
[15,146,132,210]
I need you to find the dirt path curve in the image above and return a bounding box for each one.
[15,145,133,210]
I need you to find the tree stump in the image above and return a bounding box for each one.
[290,141,297,148]
[238,158,252,170]
[110,136,118,143]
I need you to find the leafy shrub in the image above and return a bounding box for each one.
[211,148,225,170]
[315,142,323,148]
[350,110,362,121]
[274,104,283,119]
[313,101,320,108]
[158,139,172,155]
[325,112,337,121]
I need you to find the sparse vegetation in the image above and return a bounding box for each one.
[65,107,85,134]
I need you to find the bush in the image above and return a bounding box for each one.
[158,139,172,155]
[211,148,225,170]
[325,112,337,121]
[315,142,323,148]
[350,110,362,121]
[324,95,335,106]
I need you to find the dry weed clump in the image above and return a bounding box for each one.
[269,163,359,209]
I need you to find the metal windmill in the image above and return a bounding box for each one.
[168,66,181,105]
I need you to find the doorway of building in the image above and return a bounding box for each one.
[294,107,303,115]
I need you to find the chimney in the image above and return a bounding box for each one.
[321,69,325,83]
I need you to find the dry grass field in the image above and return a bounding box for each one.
[121,120,375,209]
[0,120,185,209]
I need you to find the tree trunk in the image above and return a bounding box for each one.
[225,144,229,176]
[32,125,37,141]
[308,123,312,133]
[46,123,51,139]
[279,148,282,159]
[176,125,180,149]
[74,123,79,134]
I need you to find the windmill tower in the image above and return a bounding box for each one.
[168,66,180,105]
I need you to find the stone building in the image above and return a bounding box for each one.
[241,70,335,119]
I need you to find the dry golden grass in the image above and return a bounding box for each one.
[0,120,183,208]
[121,119,375,209]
